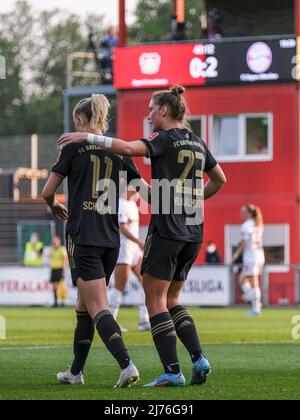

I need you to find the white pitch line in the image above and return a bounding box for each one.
[0,345,65,351]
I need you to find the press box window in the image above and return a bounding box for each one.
[246,116,269,155]
[211,115,239,157]
[210,113,273,162]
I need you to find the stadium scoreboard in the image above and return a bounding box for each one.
[114,36,296,89]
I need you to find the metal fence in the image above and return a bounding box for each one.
[0,135,61,197]
[0,135,64,264]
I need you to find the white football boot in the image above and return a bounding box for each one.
[114,361,139,389]
[57,368,84,385]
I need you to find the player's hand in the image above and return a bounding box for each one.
[58,132,88,148]
[138,240,145,251]
[51,201,68,221]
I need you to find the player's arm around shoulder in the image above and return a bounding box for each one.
[58,132,148,157]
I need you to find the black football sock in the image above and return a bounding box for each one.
[71,311,95,375]
[169,305,203,363]
[54,291,58,306]
[150,312,180,375]
[94,310,130,370]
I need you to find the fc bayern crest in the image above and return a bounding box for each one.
[246,42,273,74]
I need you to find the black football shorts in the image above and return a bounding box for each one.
[50,269,63,283]
[141,230,202,282]
[67,235,119,287]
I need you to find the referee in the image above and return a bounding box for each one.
[49,236,67,307]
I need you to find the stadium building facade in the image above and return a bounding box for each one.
[114,0,300,304]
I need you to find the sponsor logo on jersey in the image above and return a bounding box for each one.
[147,132,159,141]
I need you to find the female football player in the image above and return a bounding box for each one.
[110,184,150,332]
[233,204,265,316]
[43,94,149,388]
[58,85,226,387]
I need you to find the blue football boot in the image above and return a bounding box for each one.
[190,356,211,386]
[144,372,186,388]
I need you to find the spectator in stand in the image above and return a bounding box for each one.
[205,241,222,264]
[87,27,103,74]
[100,26,119,83]
[87,28,97,53]
[253,138,268,155]
[202,8,223,40]
[24,232,44,267]
[170,14,186,41]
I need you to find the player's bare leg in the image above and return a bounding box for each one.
[110,264,132,332]
[132,260,150,330]
[239,274,252,303]
[110,264,131,317]
[248,275,262,315]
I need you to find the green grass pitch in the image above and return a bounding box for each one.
[0,307,299,400]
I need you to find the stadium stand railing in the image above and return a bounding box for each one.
[0,135,64,264]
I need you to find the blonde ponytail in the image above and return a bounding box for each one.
[90,94,110,133]
[246,204,264,227]
[73,94,111,134]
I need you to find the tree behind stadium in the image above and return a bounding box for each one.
[0,0,103,135]
[128,0,204,43]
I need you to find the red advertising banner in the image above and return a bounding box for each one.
[114,43,208,90]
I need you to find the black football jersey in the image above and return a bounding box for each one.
[52,144,142,248]
[141,129,218,243]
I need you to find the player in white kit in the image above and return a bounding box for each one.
[233,204,265,316]
[109,186,150,331]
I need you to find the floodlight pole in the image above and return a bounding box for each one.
[172,0,185,40]
[119,0,127,46]
[174,0,185,24]
[296,0,300,36]
[31,134,38,199]
[296,0,300,265]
